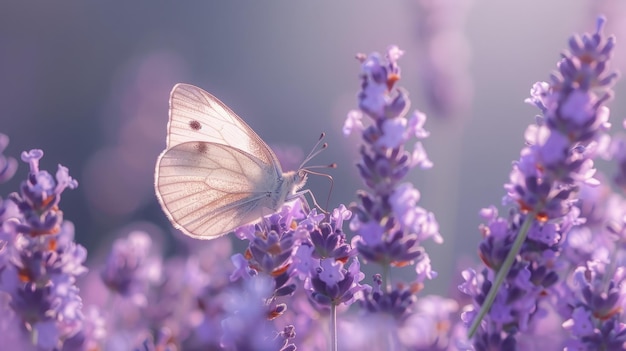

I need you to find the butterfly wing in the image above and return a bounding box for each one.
[155,141,281,239]
[166,83,281,170]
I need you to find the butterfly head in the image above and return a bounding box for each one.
[281,133,337,213]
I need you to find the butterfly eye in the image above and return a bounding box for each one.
[298,169,308,180]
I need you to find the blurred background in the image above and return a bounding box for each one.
[1,0,625,295]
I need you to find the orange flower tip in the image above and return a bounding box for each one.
[436,320,451,333]
[595,307,622,321]
[30,226,60,237]
[41,196,54,207]
[517,201,532,214]
[18,269,31,283]
[271,264,290,277]
[386,73,400,90]
[48,239,57,251]
[535,212,549,223]
[477,252,493,270]
[267,310,281,320]
[244,249,252,260]
[409,282,423,294]
[267,244,283,256]
[390,260,410,268]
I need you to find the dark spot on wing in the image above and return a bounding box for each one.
[189,120,202,131]
[195,142,208,153]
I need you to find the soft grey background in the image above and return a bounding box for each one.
[2,1,624,294]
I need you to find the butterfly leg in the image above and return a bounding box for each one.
[289,189,328,215]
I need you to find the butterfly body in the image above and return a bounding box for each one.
[155,84,307,240]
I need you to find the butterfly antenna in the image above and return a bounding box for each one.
[299,133,328,169]
[297,132,337,213]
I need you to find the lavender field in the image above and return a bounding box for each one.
[2,2,626,350]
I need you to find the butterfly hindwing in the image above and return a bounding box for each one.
[155,141,280,239]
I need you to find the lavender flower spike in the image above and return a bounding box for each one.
[465,16,618,344]
[346,46,440,290]
[0,149,87,349]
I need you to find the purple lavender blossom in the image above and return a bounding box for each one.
[100,230,162,306]
[133,327,178,351]
[0,149,87,350]
[301,206,366,308]
[220,275,296,351]
[345,46,440,286]
[230,201,366,349]
[227,203,305,349]
[462,17,619,348]
[553,173,626,349]
[341,45,448,350]
[561,261,626,350]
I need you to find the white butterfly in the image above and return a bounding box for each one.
[155,83,314,240]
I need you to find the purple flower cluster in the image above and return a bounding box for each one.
[0,133,17,183]
[342,46,458,350]
[0,148,89,350]
[461,16,622,350]
[229,200,366,350]
[344,46,440,282]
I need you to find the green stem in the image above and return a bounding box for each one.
[30,327,38,346]
[330,303,338,351]
[467,213,535,338]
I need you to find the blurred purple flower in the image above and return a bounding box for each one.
[560,261,626,349]
[220,275,296,351]
[0,133,17,183]
[100,230,162,306]
[83,51,188,218]
[414,0,474,119]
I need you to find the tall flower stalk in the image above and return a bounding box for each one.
[0,148,89,349]
[344,46,444,349]
[463,16,618,348]
[345,46,441,287]
[231,201,363,350]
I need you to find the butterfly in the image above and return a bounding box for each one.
[154,83,318,239]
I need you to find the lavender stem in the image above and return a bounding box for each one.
[467,212,534,338]
[330,303,338,351]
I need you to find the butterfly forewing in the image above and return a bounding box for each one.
[156,141,280,239]
[167,84,279,169]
